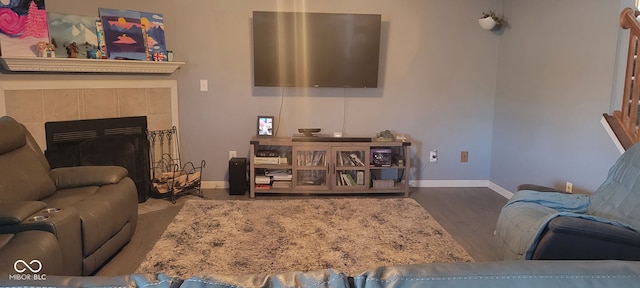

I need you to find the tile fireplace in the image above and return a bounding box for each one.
[1,80,180,201]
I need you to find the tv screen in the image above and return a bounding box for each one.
[252,11,382,88]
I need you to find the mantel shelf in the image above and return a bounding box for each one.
[0,56,184,74]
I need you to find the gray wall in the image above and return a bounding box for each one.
[490,0,630,193]
[34,0,498,183]
[3,0,631,192]
[175,0,501,183]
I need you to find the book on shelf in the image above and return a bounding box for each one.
[256,184,271,190]
[265,169,291,176]
[272,181,292,189]
[265,169,292,181]
[312,151,324,166]
[349,153,365,166]
[337,152,364,167]
[254,157,280,164]
[272,175,293,181]
[356,171,364,185]
[297,151,326,166]
[337,172,357,186]
[255,175,271,184]
[339,152,353,166]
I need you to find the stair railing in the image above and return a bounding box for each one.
[607,8,640,150]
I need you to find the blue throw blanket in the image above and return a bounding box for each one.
[495,190,638,260]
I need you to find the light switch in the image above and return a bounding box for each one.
[200,79,208,92]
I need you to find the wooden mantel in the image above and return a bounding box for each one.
[0,56,184,74]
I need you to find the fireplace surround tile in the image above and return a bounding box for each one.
[82,88,118,119]
[118,88,147,117]
[147,114,173,131]
[43,89,80,122]
[2,80,178,153]
[146,88,172,115]
[5,90,44,123]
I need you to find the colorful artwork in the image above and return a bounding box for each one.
[0,0,49,57]
[47,12,99,58]
[95,20,107,58]
[139,11,166,61]
[98,8,147,60]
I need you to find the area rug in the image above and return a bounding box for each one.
[136,198,473,277]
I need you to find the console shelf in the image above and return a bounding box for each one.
[249,136,411,198]
[0,56,184,74]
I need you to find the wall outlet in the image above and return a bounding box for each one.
[461,151,469,163]
[565,181,573,193]
[229,150,237,160]
[429,150,438,163]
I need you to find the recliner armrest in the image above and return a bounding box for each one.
[546,216,640,245]
[533,216,640,260]
[0,201,47,225]
[50,166,128,189]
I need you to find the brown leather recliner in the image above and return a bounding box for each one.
[0,116,137,276]
[0,230,64,276]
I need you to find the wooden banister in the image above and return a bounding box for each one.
[608,8,640,150]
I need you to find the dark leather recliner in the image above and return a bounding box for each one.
[495,143,640,260]
[0,116,138,276]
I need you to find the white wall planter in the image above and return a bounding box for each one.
[478,17,497,30]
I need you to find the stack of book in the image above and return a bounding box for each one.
[268,169,292,189]
[255,169,292,190]
[337,171,364,186]
[337,152,365,167]
[297,151,326,166]
[255,175,271,190]
[254,156,281,164]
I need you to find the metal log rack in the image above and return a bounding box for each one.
[148,127,206,203]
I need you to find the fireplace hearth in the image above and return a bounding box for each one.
[45,116,150,203]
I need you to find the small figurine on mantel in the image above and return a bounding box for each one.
[36,41,55,58]
[66,42,79,58]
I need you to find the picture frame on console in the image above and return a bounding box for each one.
[257,116,274,137]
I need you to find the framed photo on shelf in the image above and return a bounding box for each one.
[257,116,274,137]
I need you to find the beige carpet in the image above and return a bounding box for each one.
[136,198,473,278]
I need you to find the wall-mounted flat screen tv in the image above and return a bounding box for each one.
[252,11,382,88]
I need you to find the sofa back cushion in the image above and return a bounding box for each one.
[0,117,56,202]
[588,142,640,229]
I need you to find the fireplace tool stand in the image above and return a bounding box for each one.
[148,127,206,203]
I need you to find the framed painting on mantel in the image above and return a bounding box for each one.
[98,8,147,60]
[0,0,50,57]
[47,12,99,58]
[139,11,167,61]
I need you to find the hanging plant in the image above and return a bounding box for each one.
[479,10,505,30]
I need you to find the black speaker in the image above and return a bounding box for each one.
[229,157,247,195]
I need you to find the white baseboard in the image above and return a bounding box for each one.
[204,180,514,199]
[488,182,514,199]
[410,180,490,187]
[412,180,513,199]
[201,181,228,189]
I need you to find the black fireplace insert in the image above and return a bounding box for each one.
[44,116,150,203]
